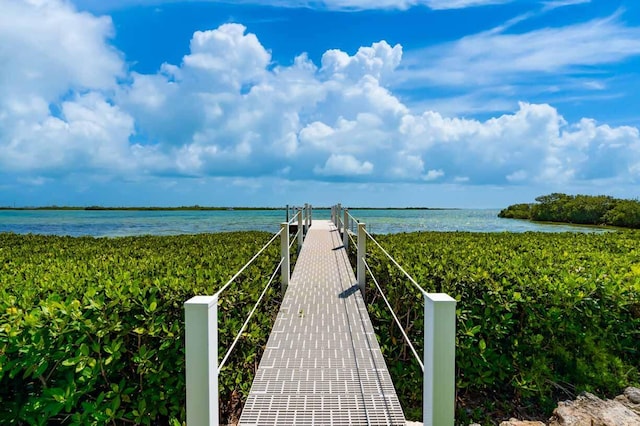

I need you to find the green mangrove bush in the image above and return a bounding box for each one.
[0,232,281,425]
[356,230,640,423]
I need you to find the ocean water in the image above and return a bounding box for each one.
[0,208,608,237]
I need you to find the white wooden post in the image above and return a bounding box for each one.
[343,208,349,250]
[336,203,341,228]
[297,209,303,251]
[304,203,309,235]
[185,296,218,426]
[280,222,290,293]
[423,293,456,426]
[357,223,366,296]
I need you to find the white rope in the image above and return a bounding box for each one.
[218,257,284,372]
[287,210,301,225]
[363,228,425,294]
[346,210,360,234]
[214,229,282,298]
[363,258,424,372]
[289,229,299,249]
[348,230,357,249]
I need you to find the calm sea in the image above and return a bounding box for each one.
[0,209,608,237]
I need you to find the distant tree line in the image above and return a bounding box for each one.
[498,193,640,228]
[0,206,283,211]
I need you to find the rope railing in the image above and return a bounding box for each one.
[218,208,307,369]
[185,203,312,426]
[346,210,358,232]
[218,257,284,372]
[346,209,425,366]
[344,210,423,352]
[289,229,299,250]
[363,228,425,294]
[348,231,357,250]
[213,228,283,299]
[362,258,424,372]
[338,204,456,426]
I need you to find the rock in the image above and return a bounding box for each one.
[615,387,640,417]
[548,391,640,426]
[626,387,640,405]
[499,419,545,426]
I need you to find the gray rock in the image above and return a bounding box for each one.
[615,387,640,417]
[548,391,640,426]
[499,419,545,426]
[626,387,640,405]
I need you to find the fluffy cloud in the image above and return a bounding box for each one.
[3,93,134,173]
[2,1,640,199]
[0,0,132,177]
[321,41,402,82]
[314,154,374,177]
[0,1,122,98]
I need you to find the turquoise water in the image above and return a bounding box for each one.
[0,209,608,237]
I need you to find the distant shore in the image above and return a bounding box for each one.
[0,206,460,211]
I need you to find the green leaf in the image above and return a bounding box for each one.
[479,339,486,352]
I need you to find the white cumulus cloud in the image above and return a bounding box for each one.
[2,1,640,201]
[314,154,374,176]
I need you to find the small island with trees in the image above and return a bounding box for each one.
[498,193,640,228]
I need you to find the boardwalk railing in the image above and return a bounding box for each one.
[335,205,457,426]
[184,205,311,426]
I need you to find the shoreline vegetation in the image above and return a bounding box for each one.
[2,229,638,425]
[498,193,640,229]
[0,205,458,211]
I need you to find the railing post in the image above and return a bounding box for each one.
[303,203,308,235]
[280,222,290,294]
[343,208,349,250]
[309,204,312,226]
[423,293,456,426]
[297,209,303,252]
[185,296,218,426]
[357,223,366,296]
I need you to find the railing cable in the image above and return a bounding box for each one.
[363,258,424,372]
[363,228,425,294]
[218,257,284,373]
[348,231,357,250]
[289,229,299,250]
[287,211,301,225]
[214,229,282,298]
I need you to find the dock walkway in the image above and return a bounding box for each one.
[239,220,405,425]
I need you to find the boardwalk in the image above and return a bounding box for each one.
[239,220,405,425]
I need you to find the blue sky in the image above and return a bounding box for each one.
[1,0,640,208]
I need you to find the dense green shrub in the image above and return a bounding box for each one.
[499,193,640,228]
[355,230,640,424]
[497,203,531,219]
[0,232,281,425]
[603,199,640,228]
[3,229,640,425]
